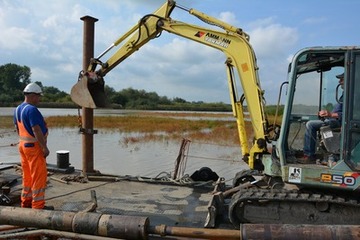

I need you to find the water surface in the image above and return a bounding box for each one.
[0,108,247,182]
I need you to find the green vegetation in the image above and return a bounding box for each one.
[0,63,70,106]
[0,63,31,103]
[1,113,244,146]
[104,86,232,111]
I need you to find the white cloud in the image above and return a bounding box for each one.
[286,54,294,64]
[0,0,355,104]
[0,26,35,50]
[102,37,227,101]
[31,67,51,83]
[239,18,300,104]
[42,15,59,28]
[219,12,238,26]
[302,17,327,25]
[55,63,78,74]
[0,3,35,50]
[249,21,298,58]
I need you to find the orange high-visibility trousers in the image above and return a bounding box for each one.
[19,141,47,209]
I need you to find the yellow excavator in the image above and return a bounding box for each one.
[71,0,360,228]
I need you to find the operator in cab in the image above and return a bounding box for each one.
[299,73,344,164]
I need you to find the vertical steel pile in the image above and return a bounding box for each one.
[80,16,97,174]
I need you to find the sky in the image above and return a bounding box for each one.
[1,0,359,105]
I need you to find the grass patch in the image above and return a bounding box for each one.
[1,116,14,128]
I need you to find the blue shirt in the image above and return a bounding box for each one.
[14,103,48,137]
[332,94,343,121]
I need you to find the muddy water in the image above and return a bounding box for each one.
[0,108,248,182]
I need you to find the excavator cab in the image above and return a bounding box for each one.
[276,47,360,188]
[224,47,360,228]
[280,50,345,163]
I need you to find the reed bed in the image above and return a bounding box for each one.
[47,115,243,146]
[1,109,279,147]
[1,114,251,146]
[1,116,15,128]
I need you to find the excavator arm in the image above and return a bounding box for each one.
[71,0,272,169]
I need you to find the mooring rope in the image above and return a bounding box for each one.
[185,154,239,162]
[0,142,18,148]
[0,129,16,135]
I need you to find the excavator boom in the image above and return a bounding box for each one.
[70,0,271,168]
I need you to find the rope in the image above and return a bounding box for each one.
[130,172,215,188]
[190,140,238,148]
[154,171,172,179]
[185,154,239,163]
[0,142,18,148]
[0,129,17,135]
[46,181,111,201]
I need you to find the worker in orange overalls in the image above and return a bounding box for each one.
[14,83,53,210]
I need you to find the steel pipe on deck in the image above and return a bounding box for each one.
[0,206,148,240]
[0,229,117,240]
[1,207,360,240]
[149,224,360,240]
[240,224,360,240]
[149,224,240,239]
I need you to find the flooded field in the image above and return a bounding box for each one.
[0,108,248,182]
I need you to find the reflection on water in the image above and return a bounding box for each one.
[0,107,235,119]
[0,107,141,117]
[0,127,247,182]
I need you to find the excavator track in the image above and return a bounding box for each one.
[228,187,360,228]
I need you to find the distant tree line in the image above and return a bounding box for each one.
[0,63,232,111]
[0,63,285,114]
[104,86,233,111]
[0,63,72,106]
[0,63,31,103]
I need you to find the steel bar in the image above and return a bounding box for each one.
[0,229,118,240]
[149,224,240,240]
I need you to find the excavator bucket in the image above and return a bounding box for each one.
[70,72,107,108]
